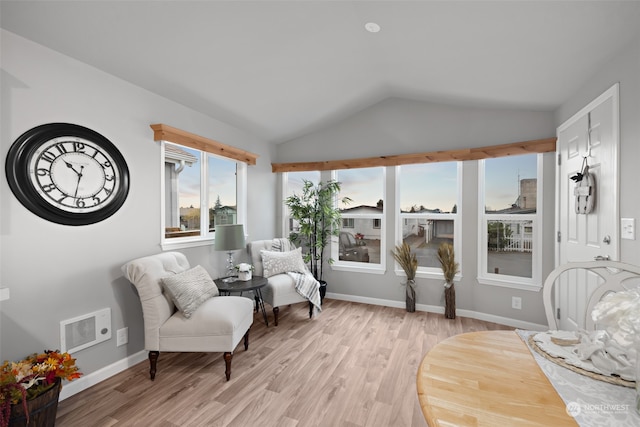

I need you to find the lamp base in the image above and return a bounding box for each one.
[223,251,237,283]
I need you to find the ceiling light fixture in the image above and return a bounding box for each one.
[365,22,381,33]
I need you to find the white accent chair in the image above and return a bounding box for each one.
[122,251,254,381]
[542,260,640,330]
[247,239,312,326]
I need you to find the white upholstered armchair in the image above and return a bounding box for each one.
[247,239,314,326]
[122,251,254,381]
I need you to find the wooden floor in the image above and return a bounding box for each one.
[56,299,513,427]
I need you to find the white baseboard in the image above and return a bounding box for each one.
[59,350,147,401]
[325,292,548,331]
[62,295,546,400]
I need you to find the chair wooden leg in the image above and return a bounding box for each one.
[223,352,233,381]
[308,301,313,318]
[244,328,250,351]
[273,306,279,326]
[148,351,159,381]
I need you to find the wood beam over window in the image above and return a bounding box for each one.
[150,123,258,165]
[271,137,556,172]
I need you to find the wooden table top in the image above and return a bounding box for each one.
[416,330,578,426]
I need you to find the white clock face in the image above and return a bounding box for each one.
[29,137,121,213]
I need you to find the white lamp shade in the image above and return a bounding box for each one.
[214,224,245,251]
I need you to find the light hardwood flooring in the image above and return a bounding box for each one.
[56,299,513,427]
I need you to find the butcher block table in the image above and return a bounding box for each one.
[416,330,578,426]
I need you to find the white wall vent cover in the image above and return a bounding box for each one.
[60,308,111,353]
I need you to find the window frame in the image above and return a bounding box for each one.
[160,141,247,250]
[477,153,543,291]
[395,162,463,280]
[330,168,386,275]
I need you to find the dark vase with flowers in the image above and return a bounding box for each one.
[8,379,61,427]
[1,350,81,427]
[405,279,416,313]
[391,243,418,313]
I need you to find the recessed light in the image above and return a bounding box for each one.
[365,22,381,33]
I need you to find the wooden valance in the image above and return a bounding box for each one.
[150,123,258,165]
[271,137,556,173]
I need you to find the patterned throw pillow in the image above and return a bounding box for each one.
[260,247,307,278]
[161,265,219,318]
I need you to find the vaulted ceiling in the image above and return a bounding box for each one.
[2,1,640,144]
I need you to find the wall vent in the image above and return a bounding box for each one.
[60,308,111,353]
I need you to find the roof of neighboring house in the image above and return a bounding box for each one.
[401,207,446,214]
[488,205,536,215]
[340,205,383,214]
[213,205,237,213]
[165,144,198,165]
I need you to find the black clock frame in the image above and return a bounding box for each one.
[5,123,130,226]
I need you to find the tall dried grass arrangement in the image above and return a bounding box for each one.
[391,243,417,281]
[437,242,459,319]
[437,242,459,283]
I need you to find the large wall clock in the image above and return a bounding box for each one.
[5,123,130,226]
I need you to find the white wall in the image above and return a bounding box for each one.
[555,34,640,266]
[0,30,277,373]
[276,98,557,326]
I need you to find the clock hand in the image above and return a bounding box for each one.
[73,165,84,199]
[64,160,82,176]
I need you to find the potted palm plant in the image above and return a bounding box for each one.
[285,179,350,302]
[391,242,418,312]
[437,242,459,319]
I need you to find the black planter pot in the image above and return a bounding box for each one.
[9,378,61,427]
[319,280,327,304]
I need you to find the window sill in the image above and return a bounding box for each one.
[331,263,386,275]
[477,276,542,292]
[394,269,462,282]
[161,237,214,251]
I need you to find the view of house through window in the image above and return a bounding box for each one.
[284,171,320,236]
[335,167,384,265]
[163,142,237,241]
[398,162,459,271]
[481,153,539,283]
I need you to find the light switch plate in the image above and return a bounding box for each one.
[621,218,635,240]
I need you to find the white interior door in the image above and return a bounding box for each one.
[555,84,619,330]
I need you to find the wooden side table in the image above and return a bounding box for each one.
[215,276,269,326]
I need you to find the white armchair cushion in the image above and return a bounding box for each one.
[260,247,307,278]
[161,265,219,318]
[159,296,254,352]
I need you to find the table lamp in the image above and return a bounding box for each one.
[214,224,246,283]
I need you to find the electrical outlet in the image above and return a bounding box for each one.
[116,327,128,347]
[621,218,635,240]
[512,297,522,310]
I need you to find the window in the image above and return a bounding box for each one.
[397,162,461,278]
[283,171,320,236]
[478,153,542,290]
[342,218,355,228]
[162,141,246,249]
[332,167,385,273]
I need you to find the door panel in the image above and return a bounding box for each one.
[555,84,618,330]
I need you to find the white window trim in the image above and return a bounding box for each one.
[394,163,463,281]
[160,141,247,251]
[330,168,386,274]
[477,154,543,291]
